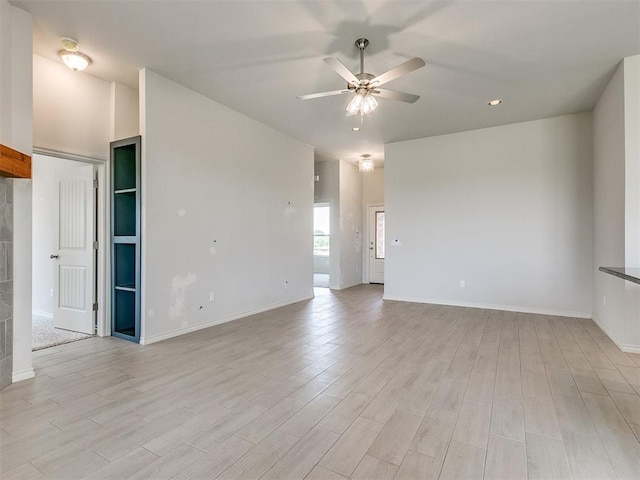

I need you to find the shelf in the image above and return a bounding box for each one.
[115,188,137,194]
[115,285,136,292]
[113,236,136,244]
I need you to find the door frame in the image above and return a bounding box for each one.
[364,203,384,284]
[33,148,110,338]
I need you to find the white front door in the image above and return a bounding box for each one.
[368,206,385,284]
[53,164,95,334]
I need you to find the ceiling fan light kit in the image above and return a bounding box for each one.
[298,38,425,117]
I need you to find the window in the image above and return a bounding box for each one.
[314,205,330,256]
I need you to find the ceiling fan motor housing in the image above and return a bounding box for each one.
[348,73,375,90]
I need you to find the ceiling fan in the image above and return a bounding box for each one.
[298,38,425,116]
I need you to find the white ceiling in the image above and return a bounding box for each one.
[12,0,640,165]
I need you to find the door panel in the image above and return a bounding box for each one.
[53,164,95,334]
[369,206,385,284]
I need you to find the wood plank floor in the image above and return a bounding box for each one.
[2,285,640,479]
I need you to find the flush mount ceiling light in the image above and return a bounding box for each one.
[352,126,361,132]
[58,37,92,71]
[359,154,374,172]
[488,99,502,106]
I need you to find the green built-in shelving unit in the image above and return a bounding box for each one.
[111,136,141,343]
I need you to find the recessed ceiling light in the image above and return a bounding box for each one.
[488,99,502,106]
[352,127,361,132]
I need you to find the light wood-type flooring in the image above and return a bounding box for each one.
[2,285,640,479]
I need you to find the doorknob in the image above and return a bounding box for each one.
[50,254,59,259]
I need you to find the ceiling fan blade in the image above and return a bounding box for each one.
[323,58,360,85]
[297,89,351,100]
[372,88,420,103]
[370,57,425,87]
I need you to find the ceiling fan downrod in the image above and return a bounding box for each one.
[356,38,369,76]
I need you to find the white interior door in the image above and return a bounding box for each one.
[53,164,95,334]
[368,206,385,284]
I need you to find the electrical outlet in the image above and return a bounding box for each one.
[209,291,215,302]
[50,288,54,298]
[603,295,607,306]
[284,280,288,288]
[460,280,466,288]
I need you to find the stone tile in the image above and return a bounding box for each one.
[0,280,12,323]
[0,355,13,390]
[0,243,6,281]
[0,319,5,359]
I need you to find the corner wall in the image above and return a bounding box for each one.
[139,68,314,344]
[593,56,640,352]
[338,160,362,289]
[385,112,593,317]
[0,1,32,387]
[0,178,12,389]
[313,158,363,290]
[314,158,340,287]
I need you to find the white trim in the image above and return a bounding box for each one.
[32,309,53,319]
[12,367,35,383]
[139,295,313,345]
[591,315,640,354]
[364,203,384,284]
[96,161,109,337]
[382,295,592,319]
[31,152,110,339]
[33,146,107,164]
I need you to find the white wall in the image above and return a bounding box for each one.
[0,0,32,155]
[338,160,362,289]
[33,55,111,160]
[13,179,32,381]
[385,113,593,317]
[0,1,33,383]
[362,168,384,283]
[110,82,139,141]
[624,56,640,268]
[593,56,640,352]
[362,168,384,206]
[139,68,314,344]
[32,155,83,316]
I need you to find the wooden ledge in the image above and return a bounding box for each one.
[0,143,31,178]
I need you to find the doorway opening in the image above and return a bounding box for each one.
[32,154,98,351]
[313,203,330,288]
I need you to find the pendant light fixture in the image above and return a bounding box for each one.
[58,37,92,72]
[359,154,374,172]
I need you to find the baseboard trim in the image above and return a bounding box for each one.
[32,309,53,319]
[140,295,314,345]
[12,367,35,383]
[591,315,640,354]
[382,295,592,319]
